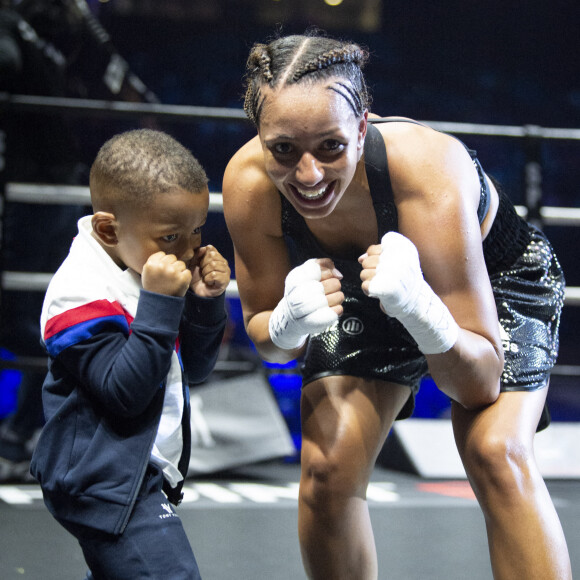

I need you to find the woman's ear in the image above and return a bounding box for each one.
[357,110,369,157]
[91,212,118,246]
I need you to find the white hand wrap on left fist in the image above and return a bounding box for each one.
[269,259,338,350]
[367,232,459,355]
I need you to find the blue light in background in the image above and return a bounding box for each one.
[0,349,22,420]
[264,360,302,458]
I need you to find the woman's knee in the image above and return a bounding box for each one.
[300,451,368,513]
[462,431,535,497]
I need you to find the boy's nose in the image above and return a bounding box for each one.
[182,244,196,265]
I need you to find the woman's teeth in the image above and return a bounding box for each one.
[297,186,326,200]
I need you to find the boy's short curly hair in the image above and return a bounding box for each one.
[89,129,208,212]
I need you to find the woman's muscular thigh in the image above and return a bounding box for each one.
[300,375,411,495]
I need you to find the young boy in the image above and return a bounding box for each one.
[30,129,230,579]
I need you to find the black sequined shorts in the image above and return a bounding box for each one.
[301,226,565,421]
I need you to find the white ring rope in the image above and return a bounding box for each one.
[514,205,580,227]
[3,182,225,212]
[5,183,580,228]
[1,269,239,299]
[1,182,579,305]
[3,269,577,305]
[424,121,580,141]
[0,93,249,123]
[3,93,580,140]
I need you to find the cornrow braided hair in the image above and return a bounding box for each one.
[291,45,367,82]
[243,33,371,127]
[243,43,274,123]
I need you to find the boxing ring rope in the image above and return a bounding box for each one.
[3,93,580,138]
[0,93,248,123]
[1,94,579,376]
[2,182,580,304]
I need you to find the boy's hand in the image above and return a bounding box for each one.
[189,245,231,297]
[141,251,192,297]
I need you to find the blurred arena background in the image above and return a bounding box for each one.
[1,0,579,470]
[1,2,580,579]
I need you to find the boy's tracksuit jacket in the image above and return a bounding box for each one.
[30,216,227,535]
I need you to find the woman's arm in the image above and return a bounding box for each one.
[222,138,343,363]
[223,138,296,362]
[366,123,503,409]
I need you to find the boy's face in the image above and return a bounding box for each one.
[106,186,209,274]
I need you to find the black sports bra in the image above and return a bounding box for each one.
[280,117,530,276]
[367,117,491,224]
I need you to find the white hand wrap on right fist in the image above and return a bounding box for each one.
[269,259,338,350]
[368,232,459,355]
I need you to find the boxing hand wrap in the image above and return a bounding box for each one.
[269,259,338,350]
[368,232,459,355]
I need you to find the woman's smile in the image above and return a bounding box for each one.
[258,82,366,219]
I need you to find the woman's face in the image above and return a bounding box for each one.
[258,81,367,219]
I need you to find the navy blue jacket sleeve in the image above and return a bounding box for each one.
[54,289,227,418]
[55,290,184,418]
[179,290,228,385]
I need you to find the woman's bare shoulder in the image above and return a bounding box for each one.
[222,135,281,234]
[372,118,473,195]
